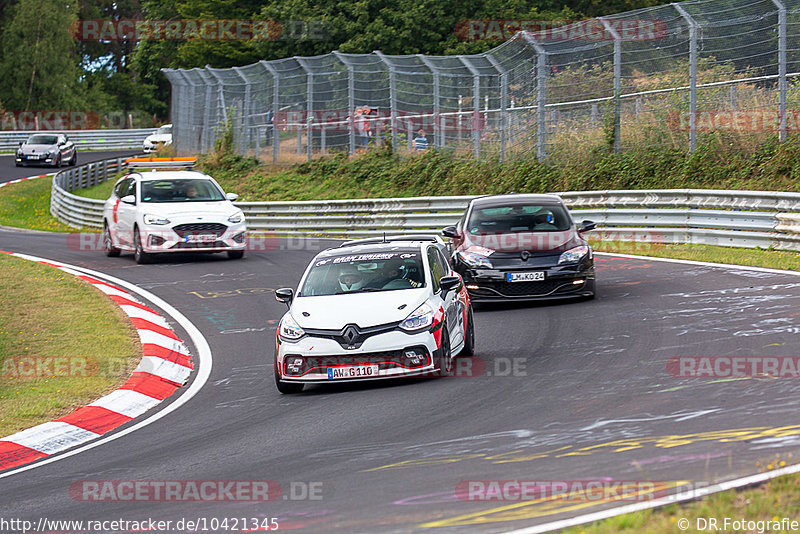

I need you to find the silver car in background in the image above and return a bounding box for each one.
[15,133,77,167]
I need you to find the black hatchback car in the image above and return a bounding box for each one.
[15,133,77,167]
[443,193,596,302]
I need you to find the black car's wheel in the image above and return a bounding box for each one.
[133,227,151,264]
[227,250,244,260]
[103,223,120,257]
[434,326,453,377]
[461,306,475,357]
[274,357,304,394]
[15,162,21,167]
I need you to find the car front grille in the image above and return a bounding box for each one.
[282,347,430,377]
[172,223,227,238]
[476,279,581,297]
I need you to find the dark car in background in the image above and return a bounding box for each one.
[15,133,77,167]
[444,193,596,302]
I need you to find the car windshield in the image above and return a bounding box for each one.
[299,251,426,296]
[157,125,172,135]
[27,135,57,145]
[140,179,225,203]
[467,203,572,234]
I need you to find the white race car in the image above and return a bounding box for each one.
[273,237,476,393]
[143,124,172,153]
[102,169,246,264]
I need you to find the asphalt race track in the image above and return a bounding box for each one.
[0,150,142,185]
[2,226,800,533]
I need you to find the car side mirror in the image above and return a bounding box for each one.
[439,275,460,295]
[442,226,458,238]
[18,142,23,147]
[275,287,294,307]
[578,220,596,233]
[120,195,136,205]
[226,193,239,201]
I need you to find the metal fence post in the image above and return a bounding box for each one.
[296,58,314,161]
[374,51,398,153]
[261,61,280,164]
[673,4,698,152]
[418,55,440,149]
[523,34,548,162]
[459,57,482,159]
[600,18,622,153]
[486,55,508,161]
[333,52,356,155]
[771,0,787,142]
[233,67,251,155]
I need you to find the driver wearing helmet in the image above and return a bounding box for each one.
[338,265,365,292]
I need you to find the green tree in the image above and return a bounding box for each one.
[0,0,83,110]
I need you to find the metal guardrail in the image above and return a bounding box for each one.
[0,129,155,152]
[48,157,800,251]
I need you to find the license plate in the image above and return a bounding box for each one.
[327,365,379,379]
[26,155,39,160]
[185,234,217,243]
[507,271,545,282]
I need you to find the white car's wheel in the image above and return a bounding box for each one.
[434,326,453,377]
[133,227,151,264]
[103,223,120,257]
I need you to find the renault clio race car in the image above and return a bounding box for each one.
[273,237,476,393]
[102,169,246,264]
[444,193,596,302]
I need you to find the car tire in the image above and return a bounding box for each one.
[227,250,244,260]
[15,163,21,167]
[133,227,152,264]
[69,152,77,166]
[103,223,121,257]
[274,357,304,394]
[53,154,61,168]
[434,326,453,377]
[461,306,475,357]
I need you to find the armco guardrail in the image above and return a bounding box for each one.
[49,157,800,250]
[1,129,155,152]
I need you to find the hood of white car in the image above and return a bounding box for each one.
[291,288,429,330]
[140,201,240,220]
[145,134,172,143]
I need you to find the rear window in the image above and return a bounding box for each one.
[467,204,572,234]
[299,252,425,296]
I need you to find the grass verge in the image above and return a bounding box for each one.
[0,254,140,437]
[0,177,75,232]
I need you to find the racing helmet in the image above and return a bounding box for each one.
[338,265,365,292]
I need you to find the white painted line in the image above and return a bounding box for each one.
[0,256,212,479]
[595,251,800,277]
[4,422,99,455]
[135,356,192,384]
[88,390,162,418]
[118,305,169,327]
[91,283,130,298]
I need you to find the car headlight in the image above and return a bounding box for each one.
[279,313,305,341]
[558,245,590,264]
[399,302,434,332]
[227,212,244,224]
[458,251,493,269]
[143,213,170,225]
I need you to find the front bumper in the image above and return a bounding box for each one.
[16,154,57,166]
[138,222,247,254]
[277,329,440,383]
[459,261,595,302]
